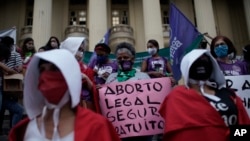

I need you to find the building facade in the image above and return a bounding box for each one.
[0,0,249,54]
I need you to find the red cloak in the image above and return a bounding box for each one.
[159,86,250,141]
[8,106,121,141]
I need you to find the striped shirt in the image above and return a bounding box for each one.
[5,51,23,71]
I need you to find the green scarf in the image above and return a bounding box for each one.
[117,69,136,82]
[25,52,32,57]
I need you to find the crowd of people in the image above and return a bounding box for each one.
[0,34,249,141]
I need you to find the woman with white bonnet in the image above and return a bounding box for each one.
[60,37,97,111]
[8,49,120,141]
[159,49,250,141]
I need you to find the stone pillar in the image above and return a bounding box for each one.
[193,0,217,38]
[142,0,164,48]
[32,0,52,50]
[88,0,108,51]
[243,0,250,40]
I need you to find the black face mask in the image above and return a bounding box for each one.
[189,55,213,80]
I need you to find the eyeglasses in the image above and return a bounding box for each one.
[215,43,226,47]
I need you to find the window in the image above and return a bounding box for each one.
[69,10,87,26]
[112,10,128,26]
[25,0,34,26]
[69,0,87,26]
[162,10,169,24]
[25,10,33,26]
[160,1,169,25]
[70,0,86,5]
[111,0,129,26]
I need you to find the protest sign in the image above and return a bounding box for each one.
[225,75,250,117]
[98,77,172,138]
[0,27,16,44]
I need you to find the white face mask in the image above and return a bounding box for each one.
[75,51,84,61]
[147,48,157,55]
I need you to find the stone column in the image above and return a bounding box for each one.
[32,0,52,50]
[142,0,164,48]
[193,0,217,38]
[88,0,108,51]
[243,0,250,40]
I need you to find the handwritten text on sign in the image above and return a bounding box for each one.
[225,75,250,117]
[99,78,171,138]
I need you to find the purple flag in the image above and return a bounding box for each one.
[169,3,200,81]
[99,29,111,45]
[88,29,111,67]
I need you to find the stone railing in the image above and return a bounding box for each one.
[65,25,89,38]
[109,24,135,51]
[20,26,33,40]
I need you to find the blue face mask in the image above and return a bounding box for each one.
[96,55,108,65]
[214,45,228,58]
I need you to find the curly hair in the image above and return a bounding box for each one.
[115,42,135,57]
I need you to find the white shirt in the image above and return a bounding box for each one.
[24,118,74,141]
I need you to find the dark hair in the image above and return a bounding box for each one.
[21,37,36,57]
[45,36,60,50]
[0,43,11,61]
[38,46,47,52]
[147,39,159,52]
[115,42,135,56]
[94,43,111,54]
[1,36,14,48]
[210,35,236,58]
[199,38,208,49]
[38,59,60,73]
[243,44,250,62]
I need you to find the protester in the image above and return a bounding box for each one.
[105,42,153,141]
[0,43,12,115]
[0,43,16,75]
[8,49,121,141]
[210,35,247,75]
[0,36,22,73]
[242,44,250,74]
[159,49,250,141]
[44,36,60,50]
[141,39,175,88]
[88,43,118,86]
[141,39,172,78]
[20,37,36,74]
[60,37,97,111]
[0,37,24,135]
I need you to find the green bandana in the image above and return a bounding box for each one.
[25,52,32,57]
[117,69,136,82]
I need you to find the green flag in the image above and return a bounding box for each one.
[184,34,204,55]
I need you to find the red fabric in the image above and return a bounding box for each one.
[38,71,68,104]
[78,62,101,112]
[79,62,95,84]
[8,106,121,141]
[159,86,250,141]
